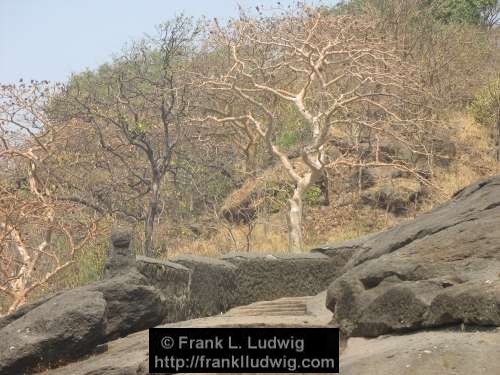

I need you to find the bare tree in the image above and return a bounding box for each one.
[50,16,200,256]
[0,82,99,313]
[200,7,432,252]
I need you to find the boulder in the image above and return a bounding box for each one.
[0,290,106,374]
[348,166,410,190]
[0,271,166,374]
[429,138,457,167]
[84,270,166,340]
[326,175,500,337]
[360,178,425,215]
[0,291,64,331]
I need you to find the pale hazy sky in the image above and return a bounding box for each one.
[0,0,334,84]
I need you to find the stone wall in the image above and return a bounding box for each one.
[137,250,349,322]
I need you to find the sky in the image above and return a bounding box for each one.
[0,0,334,84]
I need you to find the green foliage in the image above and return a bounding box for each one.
[469,79,500,128]
[425,0,498,26]
[304,185,323,206]
[265,181,294,213]
[336,0,499,26]
[277,131,300,150]
[276,105,310,150]
[74,240,107,285]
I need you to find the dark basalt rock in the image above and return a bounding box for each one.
[0,290,107,375]
[326,175,500,337]
[104,225,136,278]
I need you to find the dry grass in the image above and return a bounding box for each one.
[149,197,400,259]
[154,215,290,259]
[427,115,500,204]
[156,115,500,257]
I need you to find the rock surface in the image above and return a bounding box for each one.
[340,327,500,375]
[0,290,107,375]
[360,178,425,215]
[39,292,500,375]
[326,175,500,337]
[137,251,347,322]
[84,271,166,340]
[39,292,332,375]
[0,271,165,374]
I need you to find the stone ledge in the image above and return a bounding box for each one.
[136,255,189,271]
[222,251,329,261]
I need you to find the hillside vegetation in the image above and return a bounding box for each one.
[1,0,499,314]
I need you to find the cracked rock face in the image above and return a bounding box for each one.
[0,290,107,375]
[326,176,500,337]
[0,271,165,375]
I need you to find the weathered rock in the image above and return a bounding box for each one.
[174,255,238,317]
[0,290,64,330]
[428,138,457,167]
[326,175,500,337]
[340,327,500,375]
[223,252,345,306]
[360,178,425,215]
[84,270,166,340]
[348,166,410,190]
[0,271,166,374]
[136,256,192,323]
[39,292,332,375]
[104,225,136,278]
[311,233,375,258]
[39,290,500,375]
[0,290,106,375]
[135,252,348,324]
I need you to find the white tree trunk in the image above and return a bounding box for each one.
[286,169,322,253]
[287,186,305,253]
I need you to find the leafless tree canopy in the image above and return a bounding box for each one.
[198,8,434,251]
[0,82,100,313]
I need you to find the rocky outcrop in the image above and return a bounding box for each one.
[0,229,349,374]
[38,292,500,375]
[38,292,333,375]
[0,290,106,375]
[324,175,500,337]
[360,178,425,215]
[8,174,500,375]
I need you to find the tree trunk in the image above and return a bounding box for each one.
[144,177,161,257]
[245,140,258,176]
[8,291,27,314]
[287,184,305,253]
[496,107,500,161]
[287,170,322,253]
